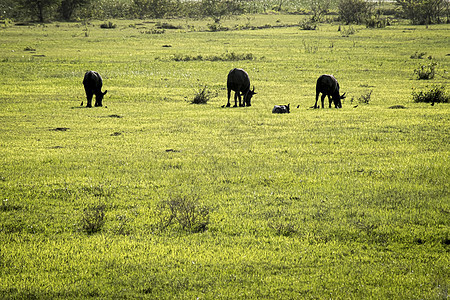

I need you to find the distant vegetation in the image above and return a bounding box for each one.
[1,0,449,25]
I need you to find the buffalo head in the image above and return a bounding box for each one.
[243,86,256,107]
[332,92,346,109]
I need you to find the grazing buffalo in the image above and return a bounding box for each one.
[272,104,290,114]
[314,74,346,109]
[83,71,107,107]
[226,68,256,107]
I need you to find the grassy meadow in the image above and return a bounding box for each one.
[0,15,449,298]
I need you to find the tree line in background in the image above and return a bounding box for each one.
[0,0,448,25]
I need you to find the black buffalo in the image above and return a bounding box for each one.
[272,104,290,113]
[83,71,107,108]
[226,68,256,107]
[314,74,346,109]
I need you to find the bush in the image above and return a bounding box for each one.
[156,22,182,30]
[299,19,318,30]
[414,61,437,80]
[338,0,373,24]
[201,0,245,23]
[366,16,389,28]
[156,195,210,233]
[76,0,132,19]
[310,0,331,22]
[410,51,427,59]
[207,22,229,31]
[412,85,449,104]
[269,221,298,237]
[133,0,179,18]
[140,28,165,34]
[340,25,356,37]
[80,204,106,234]
[358,90,373,104]
[396,0,447,24]
[191,86,215,104]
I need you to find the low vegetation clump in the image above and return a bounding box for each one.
[155,22,183,29]
[207,23,230,31]
[412,85,449,103]
[80,204,107,234]
[156,195,210,233]
[23,46,36,51]
[299,19,318,30]
[191,86,215,104]
[171,52,254,62]
[414,60,437,79]
[340,25,357,36]
[365,16,389,28]
[0,199,21,212]
[140,28,165,34]
[410,51,427,59]
[358,89,373,104]
[269,220,298,237]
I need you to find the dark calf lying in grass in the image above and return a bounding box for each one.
[272,104,290,113]
[226,68,256,107]
[83,71,107,107]
[314,74,346,109]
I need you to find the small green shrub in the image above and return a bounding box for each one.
[299,19,317,30]
[156,195,210,233]
[302,40,318,53]
[338,0,373,24]
[140,28,165,34]
[80,204,106,234]
[113,214,133,235]
[0,199,21,212]
[171,52,254,62]
[191,86,215,104]
[156,22,183,29]
[207,23,229,31]
[365,16,388,28]
[358,90,373,104]
[269,221,298,237]
[412,85,449,104]
[410,51,427,59]
[414,60,437,79]
[340,25,356,37]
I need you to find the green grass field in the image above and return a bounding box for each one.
[0,15,449,299]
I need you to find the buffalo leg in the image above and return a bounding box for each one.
[85,90,93,108]
[314,92,320,109]
[328,95,332,108]
[321,94,326,109]
[226,89,231,107]
[234,93,239,107]
[94,94,102,107]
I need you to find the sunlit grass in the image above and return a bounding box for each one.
[0,15,449,298]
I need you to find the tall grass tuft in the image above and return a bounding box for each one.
[156,195,210,233]
[414,60,437,79]
[191,86,216,104]
[358,90,373,104]
[80,204,106,234]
